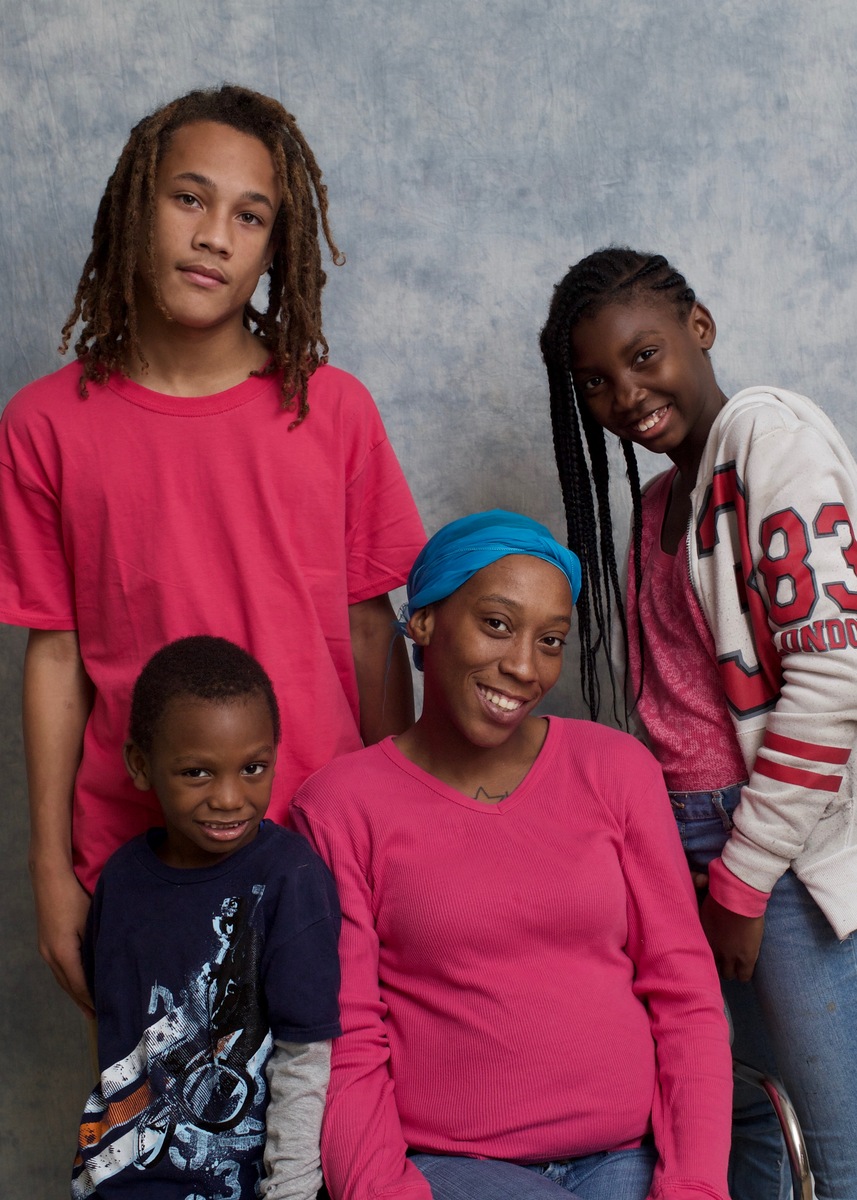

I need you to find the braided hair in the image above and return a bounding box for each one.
[60,84,343,427]
[539,247,696,722]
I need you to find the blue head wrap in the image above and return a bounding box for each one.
[402,509,581,670]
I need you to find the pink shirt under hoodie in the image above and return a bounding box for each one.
[626,469,770,917]
[291,717,732,1200]
[626,469,746,792]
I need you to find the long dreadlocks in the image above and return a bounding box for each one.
[539,247,697,723]
[59,84,343,427]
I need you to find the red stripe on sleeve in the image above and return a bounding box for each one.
[755,754,843,793]
[763,730,851,765]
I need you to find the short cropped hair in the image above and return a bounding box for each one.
[129,635,281,753]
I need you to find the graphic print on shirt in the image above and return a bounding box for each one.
[696,462,782,719]
[73,886,271,1200]
[697,460,857,723]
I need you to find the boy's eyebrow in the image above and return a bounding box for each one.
[169,742,276,765]
[172,171,276,211]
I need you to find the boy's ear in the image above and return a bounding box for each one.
[124,741,153,792]
[407,606,435,650]
[689,301,716,352]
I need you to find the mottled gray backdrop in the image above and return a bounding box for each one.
[2,1,856,1192]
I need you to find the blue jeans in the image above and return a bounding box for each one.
[410,1145,656,1200]
[671,783,857,1200]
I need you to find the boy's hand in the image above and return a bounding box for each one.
[349,594,414,743]
[23,628,95,1016]
[32,864,94,1017]
[700,892,764,983]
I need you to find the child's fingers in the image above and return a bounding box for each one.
[690,871,709,891]
[700,893,764,982]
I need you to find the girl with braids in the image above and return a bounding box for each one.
[541,247,857,1200]
[0,85,423,1020]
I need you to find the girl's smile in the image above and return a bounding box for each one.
[632,403,670,435]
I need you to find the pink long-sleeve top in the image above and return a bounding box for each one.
[290,717,732,1200]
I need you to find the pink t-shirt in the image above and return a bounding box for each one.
[626,470,746,791]
[0,362,425,891]
[291,718,732,1200]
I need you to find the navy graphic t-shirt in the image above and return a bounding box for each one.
[72,821,341,1199]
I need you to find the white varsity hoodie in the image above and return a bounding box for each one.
[687,386,857,939]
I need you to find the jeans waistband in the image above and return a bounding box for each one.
[667,782,746,828]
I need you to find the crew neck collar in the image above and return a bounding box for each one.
[106,366,279,417]
[134,819,273,881]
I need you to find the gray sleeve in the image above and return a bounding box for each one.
[260,1038,332,1200]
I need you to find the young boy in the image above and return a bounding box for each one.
[73,635,341,1200]
[0,85,424,1016]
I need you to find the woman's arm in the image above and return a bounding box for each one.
[622,757,732,1200]
[23,628,95,1015]
[289,800,432,1200]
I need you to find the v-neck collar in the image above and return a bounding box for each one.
[378,716,558,814]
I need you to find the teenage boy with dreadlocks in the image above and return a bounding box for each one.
[0,85,424,1018]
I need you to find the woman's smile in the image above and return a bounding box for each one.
[414,554,572,752]
[476,683,527,715]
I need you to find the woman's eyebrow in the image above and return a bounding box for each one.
[477,593,572,625]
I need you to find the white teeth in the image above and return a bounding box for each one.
[481,687,523,712]
[635,406,667,433]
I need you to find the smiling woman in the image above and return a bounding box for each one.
[396,511,577,789]
[290,509,734,1200]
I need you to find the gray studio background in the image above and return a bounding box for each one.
[2,0,855,1193]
